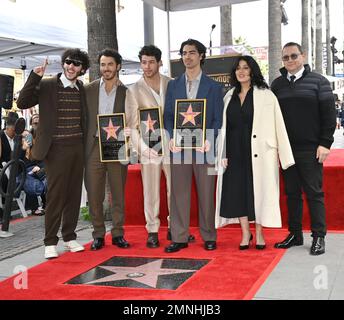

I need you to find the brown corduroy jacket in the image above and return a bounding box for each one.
[17,71,87,160]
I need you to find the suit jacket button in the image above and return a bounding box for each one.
[253,135,256,138]
[254,154,258,157]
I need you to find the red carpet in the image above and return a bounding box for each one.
[0,226,288,300]
[125,149,344,230]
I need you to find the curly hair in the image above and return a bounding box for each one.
[61,48,90,75]
[230,55,269,91]
[138,45,162,62]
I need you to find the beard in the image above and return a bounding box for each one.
[102,71,117,80]
[64,70,81,81]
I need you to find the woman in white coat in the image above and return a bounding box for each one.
[215,56,294,250]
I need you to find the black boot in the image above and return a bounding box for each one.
[146,232,159,248]
[310,237,325,255]
[274,233,303,249]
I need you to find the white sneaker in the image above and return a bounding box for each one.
[64,240,84,252]
[44,245,58,259]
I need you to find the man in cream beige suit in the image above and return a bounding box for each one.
[85,48,130,251]
[125,45,172,248]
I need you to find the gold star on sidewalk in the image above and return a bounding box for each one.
[180,104,201,126]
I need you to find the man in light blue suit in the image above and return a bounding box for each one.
[164,39,224,253]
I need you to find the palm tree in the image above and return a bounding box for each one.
[302,0,309,64]
[325,0,331,75]
[85,0,118,81]
[315,0,323,73]
[268,0,282,83]
[220,5,233,47]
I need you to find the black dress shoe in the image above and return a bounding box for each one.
[165,242,188,253]
[310,237,325,255]
[112,236,130,248]
[255,244,266,250]
[146,233,159,248]
[91,238,105,251]
[204,241,217,250]
[274,233,303,249]
[239,234,253,250]
[167,230,195,242]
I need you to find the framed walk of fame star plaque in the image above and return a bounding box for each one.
[138,107,164,156]
[174,99,206,149]
[97,113,128,162]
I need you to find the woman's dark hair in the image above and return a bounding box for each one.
[179,39,207,66]
[97,48,122,67]
[61,48,90,75]
[230,55,269,91]
[138,45,162,62]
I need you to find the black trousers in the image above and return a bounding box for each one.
[25,194,46,211]
[282,150,326,237]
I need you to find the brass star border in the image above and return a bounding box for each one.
[65,256,210,290]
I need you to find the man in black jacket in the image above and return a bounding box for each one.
[271,42,336,255]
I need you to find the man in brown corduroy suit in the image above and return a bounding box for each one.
[84,48,130,251]
[17,48,90,259]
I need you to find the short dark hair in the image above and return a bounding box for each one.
[138,45,162,62]
[179,39,207,66]
[283,42,303,54]
[97,48,122,67]
[230,55,269,91]
[61,48,90,75]
[5,111,19,126]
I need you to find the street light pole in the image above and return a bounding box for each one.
[330,36,337,76]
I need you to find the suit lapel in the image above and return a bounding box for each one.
[113,85,126,113]
[51,75,59,126]
[252,86,262,134]
[91,80,100,117]
[196,73,210,99]
[176,74,187,99]
[138,77,157,106]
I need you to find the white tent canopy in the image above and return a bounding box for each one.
[0,0,140,74]
[142,0,259,11]
[0,0,87,73]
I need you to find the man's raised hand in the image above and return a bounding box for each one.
[33,58,48,77]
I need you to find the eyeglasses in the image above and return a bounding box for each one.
[64,58,82,67]
[32,122,39,125]
[282,53,301,61]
